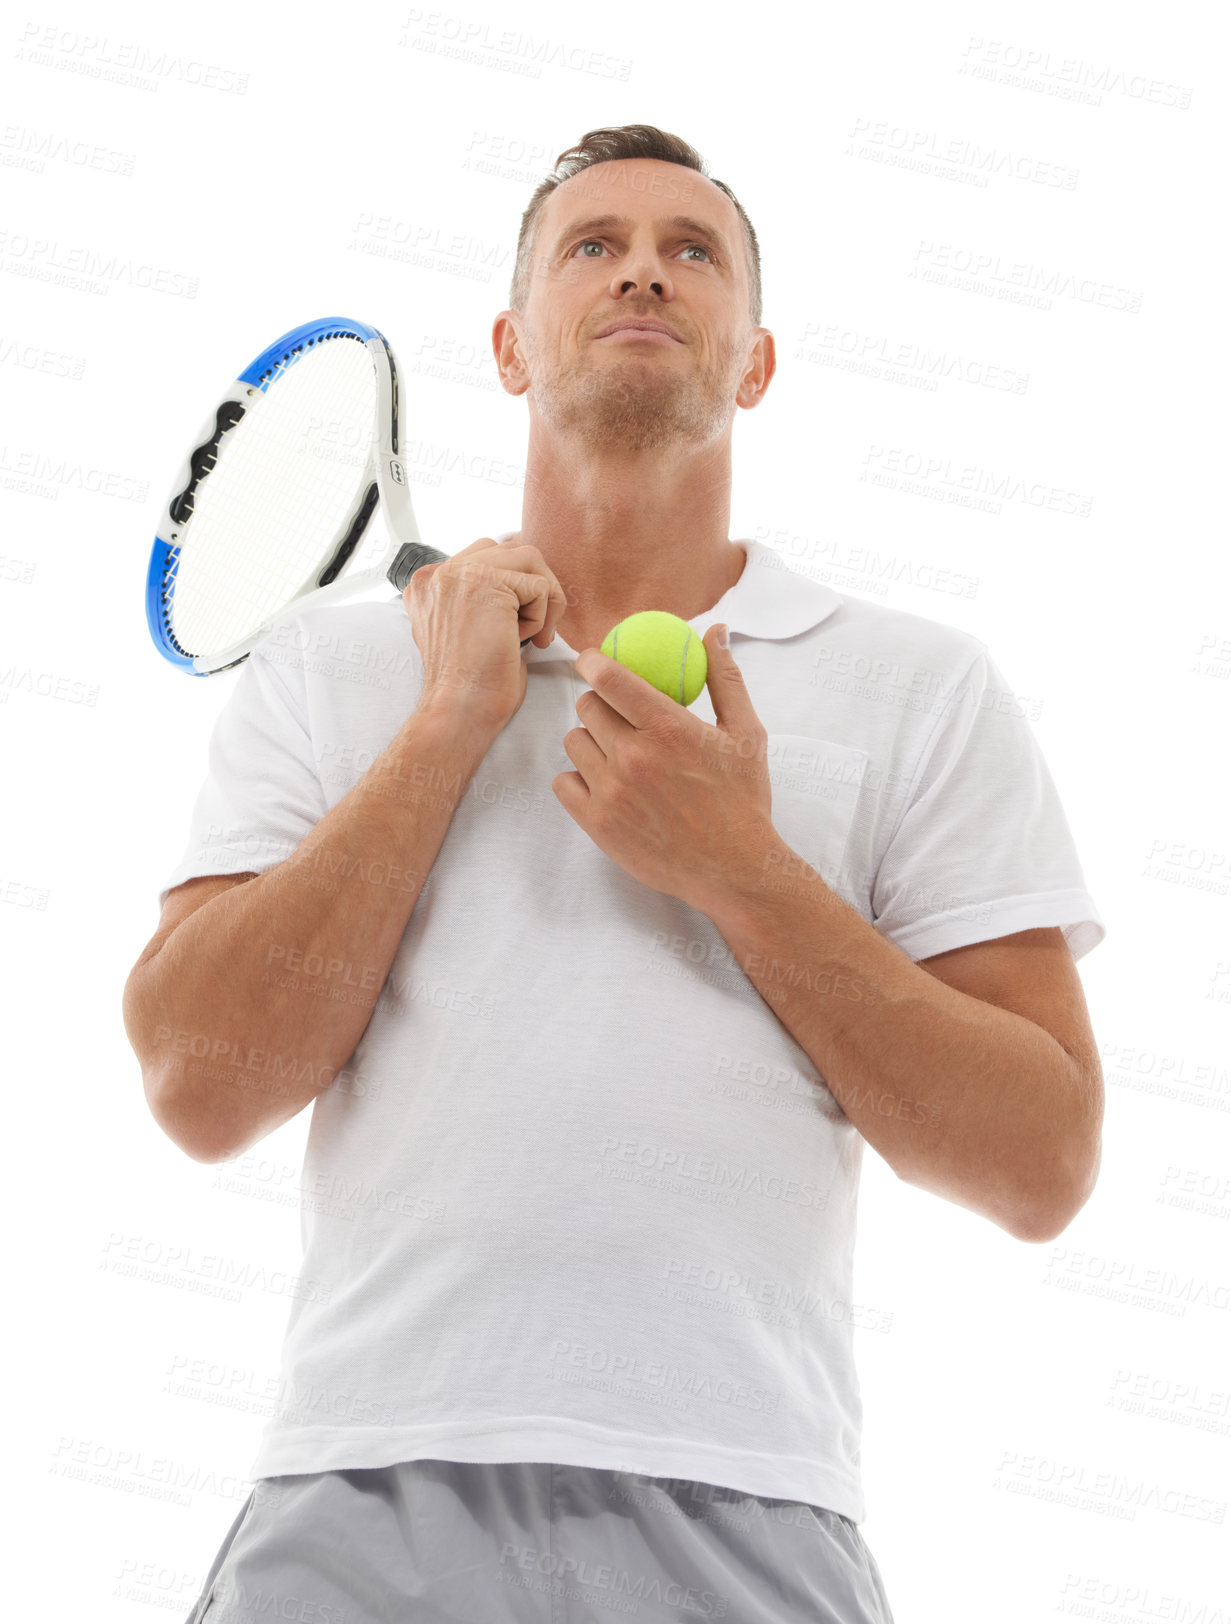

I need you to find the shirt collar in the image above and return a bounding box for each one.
[493,534,843,641]
[703,538,844,640]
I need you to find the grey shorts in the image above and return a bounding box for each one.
[185,1458,895,1622]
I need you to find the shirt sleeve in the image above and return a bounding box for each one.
[157,639,327,912]
[871,643,1106,964]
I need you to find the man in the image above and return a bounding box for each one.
[125,124,1105,1624]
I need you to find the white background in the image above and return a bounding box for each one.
[2,1,1227,1619]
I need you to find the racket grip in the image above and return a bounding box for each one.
[387,541,448,592]
[387,542,534,649]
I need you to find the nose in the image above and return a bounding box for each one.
[610,243,673,301]
[615,274,667,297]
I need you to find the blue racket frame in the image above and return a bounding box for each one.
[145,316,444,675]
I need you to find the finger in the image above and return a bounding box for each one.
[497,562,567,647]
[403,559,438,600]
[576,649,675,729]
[509,574,555,643]
[571,690,628,752]
[500,571,568,648]
[545,578,568,643]
[551,768,589,817]
[498,572,548,642]
[703,622,759,734]
[562,725,605,779]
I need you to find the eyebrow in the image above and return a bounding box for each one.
[552,213,729,256]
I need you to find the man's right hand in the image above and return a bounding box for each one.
[404,537,569,731]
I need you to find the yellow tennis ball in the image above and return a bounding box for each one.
[600,611,708,706]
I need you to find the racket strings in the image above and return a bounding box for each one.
[167,334,383,657]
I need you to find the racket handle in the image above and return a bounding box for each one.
[387,541,448,592]
[387,542,534,649]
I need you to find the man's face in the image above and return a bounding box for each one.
[500,159,769,454]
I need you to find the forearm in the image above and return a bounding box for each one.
[134,704,498,1160]
[700,834,1091,1241]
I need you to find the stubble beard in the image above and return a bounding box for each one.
[526,334,743,455]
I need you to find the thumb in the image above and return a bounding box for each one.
[703,623,750,724]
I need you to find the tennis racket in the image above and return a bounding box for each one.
[145,315,531,676]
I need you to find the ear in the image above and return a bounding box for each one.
[492,312,530,397]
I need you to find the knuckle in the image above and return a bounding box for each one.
[644,716,681,749]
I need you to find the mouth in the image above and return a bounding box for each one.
[596,321,683,343]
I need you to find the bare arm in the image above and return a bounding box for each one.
[699,837,1102,1244]
[123,704,499,1163]
[126,537,569,1164]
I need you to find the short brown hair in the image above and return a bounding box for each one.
[509,124,762,328]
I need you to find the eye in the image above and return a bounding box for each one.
[571,239,714,262]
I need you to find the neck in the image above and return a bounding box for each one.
[509,428,745,654]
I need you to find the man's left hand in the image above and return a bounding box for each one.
[552,624,778,914]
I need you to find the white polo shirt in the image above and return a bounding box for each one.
[159,534,1105,1520]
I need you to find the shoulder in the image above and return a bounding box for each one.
[242,597,420,730]
[737,541,986,679]
[813,586,988,680]
[252,595,418,673]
